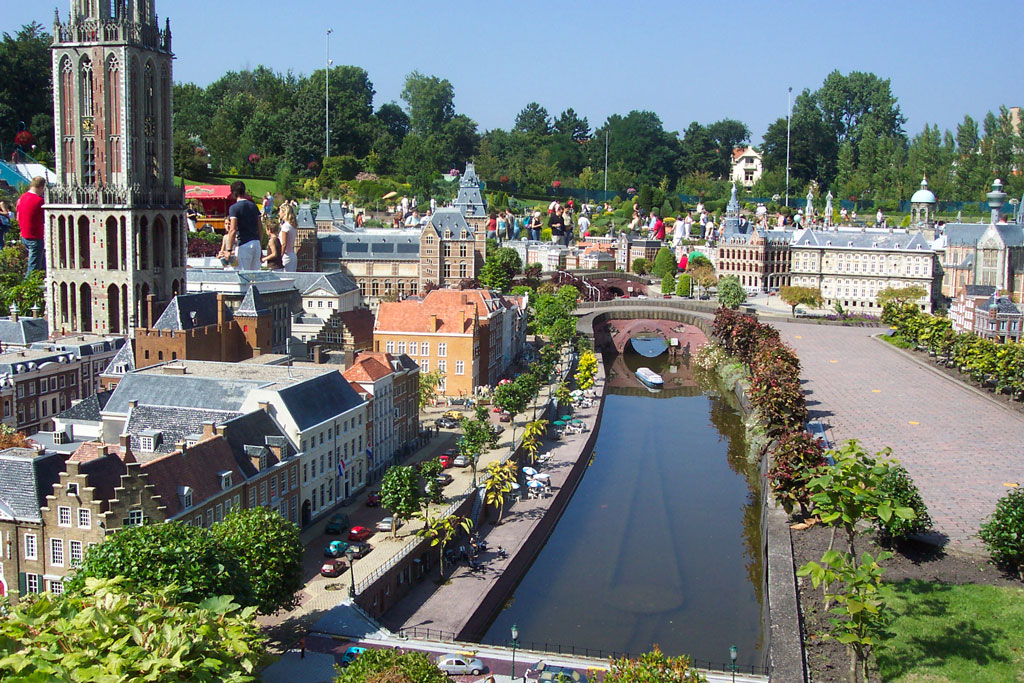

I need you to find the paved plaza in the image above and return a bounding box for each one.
[773,321,1024,554]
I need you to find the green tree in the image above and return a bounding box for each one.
[333,648,448,683]
[514,102,552,137]
[480,246,523,291]
[212,507,303,615]
[762,90,838,188]
[631,257,649,275]
[876,285,928,309]
[707,119,751,178]
[661,272,676,295]
[419,368,445,409]
[604,646,707,683]
[554,108,591,142]
[798,551,893,683]
[483,460,517,524]
[717,275,746,309]
[459,407,493,488]
[0,23,54,156]
[420,457,444,504]
[592,111,680,188]
[690,263,717,298]
[66,522,251,607]
[414,510,472,581]
[521,419,548,465]
[808,440,916,555]
[494,380,529,450]
[401,71,454,137]
[636,185,654,213]
[676,273,692,297]
[651,247,676,279]
[780,285,823,317]
[380,465,423,537]
[677,122,719,177]
[0,577,265,682]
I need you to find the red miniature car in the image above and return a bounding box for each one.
[347,526,373,542]
[365,492,381,507]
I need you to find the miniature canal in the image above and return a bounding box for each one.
[481,336,763,671]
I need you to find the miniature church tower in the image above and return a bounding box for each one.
[46,0,186,336]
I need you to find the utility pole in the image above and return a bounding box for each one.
[785,86,792,208]
[326,28,333,159]
[604,131,609,195]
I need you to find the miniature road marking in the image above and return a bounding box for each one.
[908,421,920,425]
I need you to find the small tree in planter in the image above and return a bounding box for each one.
[980,487,1024,580]
[661,272,676,295]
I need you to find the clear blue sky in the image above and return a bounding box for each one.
[8,0,1023,143]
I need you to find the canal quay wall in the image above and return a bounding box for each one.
[455,356,609,642]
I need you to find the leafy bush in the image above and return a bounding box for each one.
[661,272,675,294]
[188,236,220,257]
[631,257,649,275]
[980,487,1024,580]
[768,430,828,515]
[676,273,691,297]
[875,464,933,543]
[651,247,676,279]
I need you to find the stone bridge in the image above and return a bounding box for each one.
[575,299,716,354]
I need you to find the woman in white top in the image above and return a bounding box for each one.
[278,204,298,272]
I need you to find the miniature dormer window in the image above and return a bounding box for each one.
[139,436,154,451]
[219,471,232,490]
[180,485,193,509]
[259,452,268,470]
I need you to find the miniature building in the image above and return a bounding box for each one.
[730,146,763,189]
[419,208,487,290]
[910,177,936,230]
[46,0,185,335]
[452,162,488,223]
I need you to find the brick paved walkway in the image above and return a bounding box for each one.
[773,322,1024,555]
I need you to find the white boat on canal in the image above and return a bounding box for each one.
[635,367,664,388]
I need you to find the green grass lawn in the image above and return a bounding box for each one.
[874,580,1024,681]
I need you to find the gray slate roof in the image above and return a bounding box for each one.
[944,222,1024,247]
[427,208,477,239]
[284,271,358,296]
[792,230,933,251]
[453,163,487,217]
[0,317,48,346]
[964,285,996,297]
[278,371,364,431]
[0,449,64,522]
[0,350,77,377]
[33,336,124,357]
[316,198,334,222]
[105,373,264,415]
[219,410,297,477]
[126,404,241,459]
[102,340,136,377]
[236,286,269,316]
[58,389,113,422]
[982,293,1022,316]
[297,203,316,228]
[152,292,221,330]
[318,230,421,261]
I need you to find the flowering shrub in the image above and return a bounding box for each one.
[499,175,509,184]
[692,342,727,371]
[14,130,34,147]
[552,180,561,188]
[187,237,220,257]
[767,430,828,514]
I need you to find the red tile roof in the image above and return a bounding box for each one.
[69,442,124,463]
[139,436,243,519]
[343,356,392,383]
[375,289,502,335]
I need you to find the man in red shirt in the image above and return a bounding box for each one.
[16,176,46,277]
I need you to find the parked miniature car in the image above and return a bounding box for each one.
[320,558,346,578]
[453,454,470,468]
[438,453,455,468]
[340,646,366,667]
[324,540,350,557]
[499,411,512,423]
[489,424,505,436]
[442,410,463,421]
[424,473,453,494]
[347,526,372,542]
[376,517,397,532]
[436,654,484,676]
[435,416,458,429]
[365,491,381,507]
[324,512,350,535]
[346,541,372,559]
[528,662,587,683]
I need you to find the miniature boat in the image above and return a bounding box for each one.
[635,367,664,388]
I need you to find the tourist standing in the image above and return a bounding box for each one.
[16,176,46,277]
[548,207,564,244]
[278,204,297,272]
[578,211,591,239]
[261,222,284,271]
[261,192,274,219]
[226,181,262,270]
[651,212,665,241]
[672,214,684,248]
[562,208,574,245]
[487,212,498,240]
[0,200,11,245]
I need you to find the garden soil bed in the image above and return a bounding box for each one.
[790,522,1020,682]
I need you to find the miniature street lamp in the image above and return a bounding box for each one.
[510,624,520,681]
[346,547,356,597]
[729,644,738,683]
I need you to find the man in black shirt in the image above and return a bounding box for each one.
[547,207,564,244]
[226,181,262,270]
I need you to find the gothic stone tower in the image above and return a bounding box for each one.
[46,0,186,337]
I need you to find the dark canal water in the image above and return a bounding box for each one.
[481,341,763,670]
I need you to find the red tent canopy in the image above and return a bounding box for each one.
[185,185,233,215]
